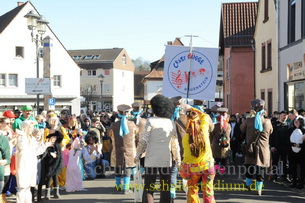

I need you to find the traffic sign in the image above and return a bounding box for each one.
[49,98,56,105]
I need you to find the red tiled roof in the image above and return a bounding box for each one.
[220,2,258,47]
[141,69,163,83]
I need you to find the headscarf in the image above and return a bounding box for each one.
[118,114,129,137]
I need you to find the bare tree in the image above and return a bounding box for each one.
[132,57,151,71]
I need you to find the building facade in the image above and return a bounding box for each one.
[219,2,258,114]
[254,0,278,115]
[0,2,81,115]
[278,0,305,111]
[68,48,135,112]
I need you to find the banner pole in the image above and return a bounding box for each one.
[185,35,198,103]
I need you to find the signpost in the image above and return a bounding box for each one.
[25,78,51,95]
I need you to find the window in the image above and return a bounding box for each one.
[104,70,110,75]
[84,55,93,60]
[122,71,125,77]
[92,55,100,60]
[8,74,17,87]
[261,90,265,101]
[301,0,305,37]
[268,89,273,117]
[267,41,272,69]
[0,74,6,87]
[53,75,61,87]
[264,0,269,22]
[73,55,82,60]
[288,0,296,43]
[261,43,266,70]
[225,57,230,79]
[93,85,96,92]
[87,70,96,76]
[122,54,126,65]
[15,47,24,58]
[104,84,110,92]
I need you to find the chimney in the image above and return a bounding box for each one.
[17,2,24,6]
[167,41,173,45]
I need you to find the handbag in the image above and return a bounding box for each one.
[134,162,143,202]
[241,130,260,157]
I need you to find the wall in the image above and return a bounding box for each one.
[254,0,279,112]
[0,3,80,115]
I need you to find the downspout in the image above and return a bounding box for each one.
[276,0,280,111]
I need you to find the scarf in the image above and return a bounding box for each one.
[171,107,181,121]
[131,109,143,125]
[118,114,129,137]
[210,112,217,123]
[219,115,228,130]
[254,110,264,132]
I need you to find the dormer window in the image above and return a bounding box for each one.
[92,55,100,59]
[73,55,82,60]
[84,55,93,60]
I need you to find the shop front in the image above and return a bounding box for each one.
[285,57,305,111]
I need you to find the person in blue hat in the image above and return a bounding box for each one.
[12,105,38,131]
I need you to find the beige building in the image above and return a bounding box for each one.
[254,0,278,115]
[68,48,135,112]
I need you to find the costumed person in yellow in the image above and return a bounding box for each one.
[180,107,216,203]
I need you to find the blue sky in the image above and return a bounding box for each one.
[1,0,257,62]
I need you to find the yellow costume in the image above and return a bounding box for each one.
[180,108,216,203]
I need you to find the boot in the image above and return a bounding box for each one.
[256,181,263,196]
[45,188,51,200]
[53,187,61,199]
[37,186,42,202]
[30,187,35,202]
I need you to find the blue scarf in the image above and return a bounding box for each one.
[132,109,143,125]
[191,105,205,112]
[171,107,181,121]
[118,114,129,137]
[210,112,217,123]
[254,110,264,132]
[131,109,143,117]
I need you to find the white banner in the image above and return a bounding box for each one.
[162,45,218,100]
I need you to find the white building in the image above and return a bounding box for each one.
[0,2,80,115]
[278,0,305,110]
[68,48,135,112]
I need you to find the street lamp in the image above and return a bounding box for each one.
[98,74,105,112]
[24,10,49,115]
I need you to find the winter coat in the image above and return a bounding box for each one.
[240,116,273,167]
[109,120,138,168]
[210,123,231,159]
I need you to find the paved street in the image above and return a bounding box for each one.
[8,171,304,203]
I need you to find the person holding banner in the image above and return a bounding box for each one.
[179,107,215,203]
